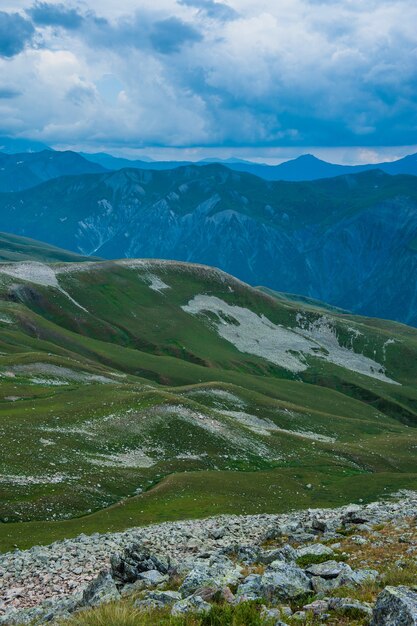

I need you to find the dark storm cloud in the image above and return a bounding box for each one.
[28,2,84,30]
[0,11,35,58]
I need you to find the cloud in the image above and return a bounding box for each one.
[28,2,84,30]
[0,88,21,99]
[0,11,35,58]
[178,0,239,21]
[0,0,416,150]
[150,17,203,53]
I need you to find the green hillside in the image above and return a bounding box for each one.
[0,258,416,551]
[0,231,95,263]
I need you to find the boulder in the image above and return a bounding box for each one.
[137,569,168,586]
[110,544,171,585]
[261,561,312,601]
[305,560,352,579]
[81,571,120,607]
[296,543,334,560]
[236,574,263,601]
[260,544,297,564]
[328,597,373,618]
[171,594,212,615]
[371,586,417,625]
[179,555,242,596]
[134,590,182,609]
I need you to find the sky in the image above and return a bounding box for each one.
[0,0,416,163]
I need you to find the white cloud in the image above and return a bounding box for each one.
[0,0,416,152]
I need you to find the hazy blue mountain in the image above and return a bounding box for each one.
[0,164,417,325]
[0,150,107,192]
[0,136,51,154]
[82,150,417,181]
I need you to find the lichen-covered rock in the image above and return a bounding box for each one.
[261,561,312,601]
[236,574,263,601]
[371,586,417,625]
[81,571,120,607]
[328,597,373,618]
[179,555,242,596]
[171,594,212,615]
[305,560,352,579]
[134,590,182,609]
[296,543,334,560]
[110,544,171,585]
[137,569,168,586]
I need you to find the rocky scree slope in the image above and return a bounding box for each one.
[0,166,416,325]
[1,492,417,625]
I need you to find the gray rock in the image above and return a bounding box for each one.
[371,586,417,625]
[236,574,263,601]
[171,594,212,615]
[296,543,334,560]
[261,561,312,601]
[260,544,297,564]
[137,569,169,586]
[305,560,352,579]
[81,570,120,607]
[110,544,171,584]
[342,567,379,587]
[134,590,182,609]
[328,597,373,618]
[179,555,242,596]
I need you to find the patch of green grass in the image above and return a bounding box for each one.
[59,600,275,626]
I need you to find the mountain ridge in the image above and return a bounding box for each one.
[0,165,416,326]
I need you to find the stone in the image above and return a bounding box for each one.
[305,560,352,579]
[261,561,312,601]
[236,574,263,601]
[134,590,182,609]
[110,544,171,584]
[260,544,297,564]
[371,586,417,625]
[303,598,330,615]
[208,527,225,540]
[328,597,373,618]
[81,571,120,607]
[296,543,334,560]
[179,555,242,596]
[342,567,379,587]
[171,594,212,615]
[311,517,327,532]
[137,569,168,586]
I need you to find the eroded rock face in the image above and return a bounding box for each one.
[372,586,417,626]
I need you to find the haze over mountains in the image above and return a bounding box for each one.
[1,143,417,187]
[0,162,416,326]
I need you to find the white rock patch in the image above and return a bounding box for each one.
[0,262,88,313]
[182,295,398,384]
[145,273,170,293]
[88,449,155,468]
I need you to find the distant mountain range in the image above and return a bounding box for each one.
[81,151,417,181]
[0,150,106,192]
[1,138,417,187]
[0,164,417,326]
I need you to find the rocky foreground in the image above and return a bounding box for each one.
[1,492,417,625]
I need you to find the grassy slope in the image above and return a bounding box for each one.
[0,259,416,552]
[0,231,95,263]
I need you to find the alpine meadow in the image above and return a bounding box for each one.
[0,1,417,625]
